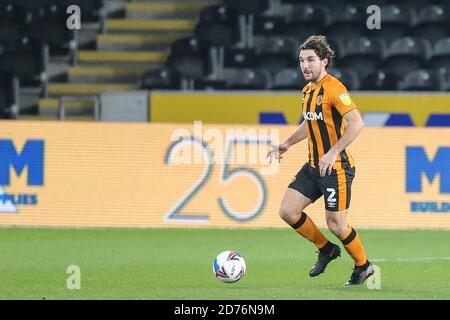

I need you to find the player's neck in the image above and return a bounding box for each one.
[310,71,328,87]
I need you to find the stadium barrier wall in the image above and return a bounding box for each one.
[149,92,450,127]
[0,121,449,229]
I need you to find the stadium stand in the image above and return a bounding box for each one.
[0,0,448,121]
[0,71,19,119]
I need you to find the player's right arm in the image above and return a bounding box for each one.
[266,120,307,163]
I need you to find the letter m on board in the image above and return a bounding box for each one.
[406,146,450,193]
[0,140,44,186]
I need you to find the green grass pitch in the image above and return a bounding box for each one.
[0,227,449,300]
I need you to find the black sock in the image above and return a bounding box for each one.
[318,241,334,255]
[355,260,370,270]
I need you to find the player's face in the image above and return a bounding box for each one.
[299,49,327,82]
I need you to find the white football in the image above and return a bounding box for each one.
[213,250,246,283]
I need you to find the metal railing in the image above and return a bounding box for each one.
[58,96,100,121]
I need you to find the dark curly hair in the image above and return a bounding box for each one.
[299,35,335,70]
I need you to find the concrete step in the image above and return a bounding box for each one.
[47,83,137,96]
[105,18,197,33]
[125,1,217,19]
[18,115,95,121]
[97,34,188,51]
[38,98,95,116]
[78,50,167,66]
[68,66,149,83]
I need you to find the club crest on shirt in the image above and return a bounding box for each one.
[339,93,352,106]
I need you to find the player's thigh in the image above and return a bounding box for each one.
[280,163,322,223]
[319,164,355,213]
[280,188,312,216]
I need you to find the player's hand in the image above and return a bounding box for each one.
[266,143,289,163]
[319,149,338,177]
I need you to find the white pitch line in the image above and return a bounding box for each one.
[371,257,450,263]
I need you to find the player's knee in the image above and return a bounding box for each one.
[279,206,296,224]
[326,220,345,237]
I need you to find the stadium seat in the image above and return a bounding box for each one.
[194,78,227,90]
[139,67,180,90]
[272,68,307,90]
[224,48,256,68]
[0,38,48,87]
[426,38,450,78]
[297,0,347,7]
[395,0,435,7]
[327,37,346,61]
[195,5,240,80]
[360,71,402,91]
[223,0,269,15]
[255,36,298,75]
[0,71,19,119]
[410,5,450,44]
[0,3,32,47]
[348,0,391,6]
[338,37,386,78]
[226,68,271,90]
[27,3,76,55]
[195,5,239,47]
[365,5,415,44]
[278,4,329,42]
[381,37,431,77]
[399,70,445,91]
[324,5,367,42]
[166,37,208,80]
[329,68,360,91]
[253,15,286,36]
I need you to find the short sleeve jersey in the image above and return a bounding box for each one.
[301,74,357,168]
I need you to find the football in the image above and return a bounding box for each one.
[213,250,246,283]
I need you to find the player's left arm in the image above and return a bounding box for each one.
[319,92,364,177]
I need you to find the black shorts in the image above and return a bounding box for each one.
[288,162,356,212]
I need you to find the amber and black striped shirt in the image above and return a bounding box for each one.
[301,74,356,169]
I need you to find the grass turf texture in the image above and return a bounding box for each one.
[0,228,449,300]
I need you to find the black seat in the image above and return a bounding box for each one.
[224,48,256,68]
[347,0,391,6]
[27,3,76,54]
[255,36,298,75]
[399,69,444,91]
[223,0,269,15]
[139,67,180,90]
[324,5,367,42]
[397,0,435,7]
[195,5,239,47]
[327,37,346,60]
[254,15,286,36]
[278,4,329,41]
[381,37,431,77]
[426,38,450,77]
[308,0,347,8]
[360,71,401,91]
[338,37,386,78]
[226,68,271,90]
[272,68,307,90]
[166,37,208,80]
[329,68,360,91]
[0,71,19,119]
[365,5,415,43]
[0,3,32,46]
[0,38,47,87]
[410,5,450,44]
